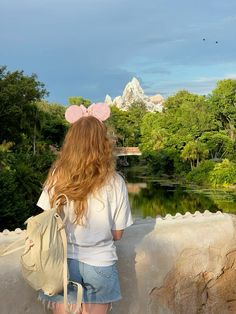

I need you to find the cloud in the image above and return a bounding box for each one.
[194,73,236,83]
[144,79,215,97]
[224,73,236,79]
[144,72,236,98]
[1,0,236,102]
[138,37,185,46]
[43,65,137,103]
[142,67,171,75]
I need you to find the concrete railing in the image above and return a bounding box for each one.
[1,211,236,314]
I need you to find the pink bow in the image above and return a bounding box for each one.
[65,103,110,123]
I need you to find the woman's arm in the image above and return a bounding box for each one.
[112,230,124,241]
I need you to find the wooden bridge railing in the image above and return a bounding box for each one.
[114,147,142,156]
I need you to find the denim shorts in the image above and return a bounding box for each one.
[38,258,121,305]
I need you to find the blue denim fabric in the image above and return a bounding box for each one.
[38,258,122,305]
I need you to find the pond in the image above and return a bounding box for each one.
[126,176,236,219]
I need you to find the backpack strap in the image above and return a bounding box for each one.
[55,213,70,312]
[54,208,82,314]
[0,236,25,257]
[55,194,70,223]
[69,282,83,314]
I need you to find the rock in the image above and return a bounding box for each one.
[122,77,145,104]
[104,94,113,106]
[150,94,164,104]
[105,77,164,112]
[113,95,124,109]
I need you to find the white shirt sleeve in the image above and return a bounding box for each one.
[37,188,51,211]
[112,176,133,230]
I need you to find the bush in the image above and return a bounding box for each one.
[0,149,55,231]
[141,148,188,177]
[186,160,215,185]
[0,169,34,231]
[187,159,236,187]
[209,159,236,187]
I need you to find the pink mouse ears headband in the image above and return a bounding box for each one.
[65,103,110,124]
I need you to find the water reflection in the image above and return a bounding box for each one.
[127,183,147,194]
[127,180,236,219]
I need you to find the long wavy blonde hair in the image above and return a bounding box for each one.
[44,116,115,224]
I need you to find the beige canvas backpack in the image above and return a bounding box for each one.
[1,194,82,313]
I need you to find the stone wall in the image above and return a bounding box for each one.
[1,211,236,314]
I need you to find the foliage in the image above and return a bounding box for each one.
[0,148,55,230]
[208,79,236,139]
[209,159,236,187]
[36,101,68,146]
[125,102,147,146]
[0,67,57,230]
[108,102,147,146]
[140,112,167,152]
[0,168,31,229]
[141,148,186,176]
[181,141,209,169]
[68,96,91,107]
[186,160,215,185]
[0,141,14,171]
[0,66,48,144]
[140,83,236,182]
[186,159,236,187]
[107,106,129,146]
[199,131,234,160]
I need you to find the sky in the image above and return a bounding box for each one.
[1,0,236,104]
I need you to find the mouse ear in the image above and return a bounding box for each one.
[65,105,83,123]
[89,103,111,121]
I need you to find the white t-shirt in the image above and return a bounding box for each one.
[37,173,133,266]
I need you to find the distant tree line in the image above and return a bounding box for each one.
[1,65,236,230]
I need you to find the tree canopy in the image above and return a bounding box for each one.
[0,66,48,144]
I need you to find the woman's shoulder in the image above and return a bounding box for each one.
[107,172,127,189]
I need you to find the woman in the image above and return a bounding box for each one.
[36,104,133,314]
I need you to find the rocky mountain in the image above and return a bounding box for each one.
[104,77,164,112]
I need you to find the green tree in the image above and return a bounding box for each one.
[164,92,215,149]
[209,79,236,139]
[108,106,130,146]
[0,141,14,170]
[181,141,209,169]
[209,159,236,187]
[108,102,147,147]
[199,131,234,160]
[140,90,215,174]
[36,101,68,147]
[68,96,91,107]
[0,66,48,144]
[163,90,202,111]
[140,112,167,152]
[126,102,147,146]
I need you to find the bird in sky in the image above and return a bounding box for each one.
[202,38,219,44]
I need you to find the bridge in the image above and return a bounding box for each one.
[114,147,142,156]
[49,145,142,156]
